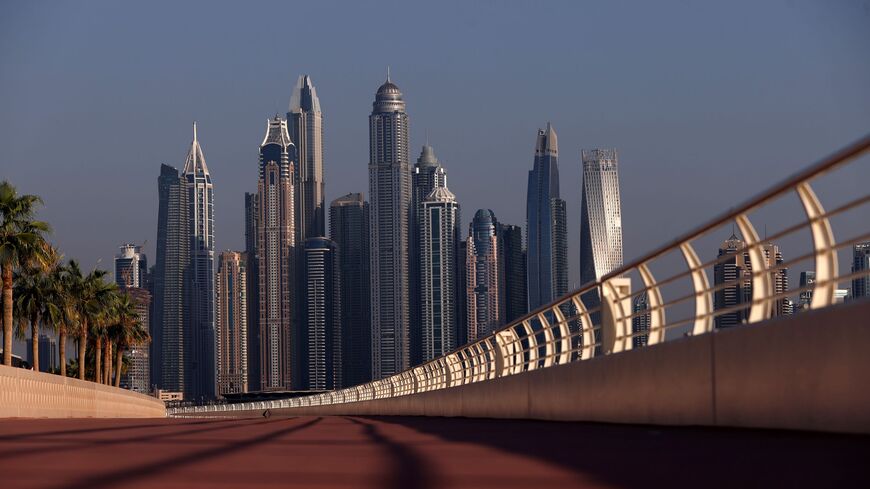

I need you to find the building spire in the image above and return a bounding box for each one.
[193,121,197,142]
[386,66,391,82]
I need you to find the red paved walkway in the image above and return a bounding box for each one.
[0,415,867,488]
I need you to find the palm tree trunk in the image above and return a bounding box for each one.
[114,346,123,388]
[103,341,111,385]
[30,313,40,372]
[59,328,66,376]
[95,336,102,384]
[78,326,87,380]
[2,266,13,367]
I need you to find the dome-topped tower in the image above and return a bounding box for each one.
[373,75,405,113]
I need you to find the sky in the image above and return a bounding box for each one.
[1,0,869,289]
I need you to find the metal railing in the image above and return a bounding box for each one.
[170,133,870,416]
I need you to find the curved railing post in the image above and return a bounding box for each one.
[680,242,713,335]
[796,182,838,309]
[638,263,666,345]
[736,213,773,323]
[601,277,632,353]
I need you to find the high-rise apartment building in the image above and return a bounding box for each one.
[579,148,624,286]
[257,117,296,390]
[369,77,412,379]
[153,163,188,392]
[303,238,341,390]
[243,192,260,391]
[216,251,248,396]
[329,193,372,387]
[182,122,216,401]
[497,223,527,325]
[526,123,568,309]
[713,234,790,327]
[852,242,870,298]
[411,144,447,365]
[466,209,501,342]
[26,334,57,373]
[631,293,650,348]
[122,287,151,394]
[798,271,815,311]
[288,75,326,242]
[114,244,147,288]
[420,186,460,360]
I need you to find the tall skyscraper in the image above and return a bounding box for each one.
[114,244,147,288]
[330,193,372,387]
[288,75,326,242]
[798,271,815,311]
[420,186,460,361]
[257,117,296,390]
[243,192,260,391]
[182,122,216,401]
[216,251,248,396]
[410,144,447,365]
[466,209,501,342]
[632,293,650,348]
[579,148,624,286]
[526,123,568,309]
[122,287,151,394]
[497,223,527,325]
[26,334,57,373]
[303,238,341,390]
[153,163,188,393]
[368,76,411,379]
[852,242,870,298]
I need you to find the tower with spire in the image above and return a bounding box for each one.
[526,123,568,310]
[369,75,411,379]
[182,122,216,400]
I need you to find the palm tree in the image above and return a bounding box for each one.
[13,247,61,372]
[110,293,149,388]
[48,262,75,377]
[66,260,115,381]
[0,181,50,366]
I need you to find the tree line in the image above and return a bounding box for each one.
[1,180,149,387]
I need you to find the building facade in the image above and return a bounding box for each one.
[853,242,870,298]
[329,193,372,387]
[410,144,448,365]
[216,251,248,396]
[182,122,216,401]
[466,209,501,342]
[122,287,151,394]
[420,186,460,361]
[497,223,527,325]
[257,117,296,390]
[153,163,188,393]
[631,292,650,348]
[288,75,326,243]
[368,77,412,379]
[579,148,624,286]
[243,192,260,391]
[304,238,341,390]
[526,123,568,309]
[114,244,147,288]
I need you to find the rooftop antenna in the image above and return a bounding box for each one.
[193,121,197,142]
[387,66,391,82]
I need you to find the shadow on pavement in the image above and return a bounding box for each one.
[346,417,437,489]
[363,416,870,488]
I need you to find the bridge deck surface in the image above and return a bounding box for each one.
[0,415,867,488]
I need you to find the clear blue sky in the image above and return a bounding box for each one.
[1,0,868,286]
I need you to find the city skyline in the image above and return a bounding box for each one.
[4,2,866,291]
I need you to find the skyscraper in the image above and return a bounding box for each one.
[182,122,216,401]
[122,287,151,394]
[411,144,447,365]
[526,123,568,309]
[579,148,624,286]
[153,163,188,393]
[497,223,527,325]
[713,234,790,327]
[330,193,372,387]
[631,292,650,348]
[852,242,870,299]
[243,192,260,391]
[304,238,341,390]
[114,244,147,288]
[216,251,248,396]
[466,209,501,342]
[798,270,815,311]
[369,76,411,379]
[288,75,326,242]
[420,186,460,361]
[257,117,296,390]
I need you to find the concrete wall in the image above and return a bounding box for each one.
[0,364,166,418]
[200,300,870,434]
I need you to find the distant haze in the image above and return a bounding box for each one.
[1,0,868,289]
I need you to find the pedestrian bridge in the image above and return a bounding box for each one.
[172,133,870,435]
